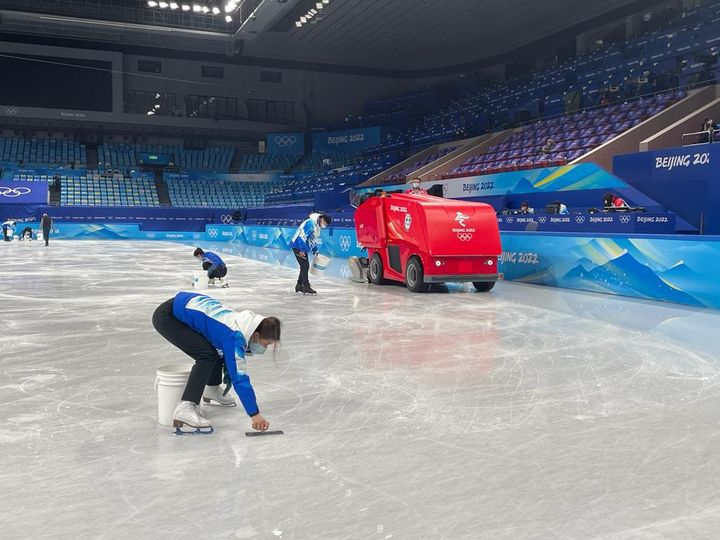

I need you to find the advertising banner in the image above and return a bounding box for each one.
[0,181,48,204]
[266,132,304,155]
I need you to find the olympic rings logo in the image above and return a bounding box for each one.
[575,215,586,224]
[339,236,351,252]
[456,232,474,242]
[0,186,31,198]
[619,214,631,224]
[220,215,234,224]
[538,216,547,224]
[505,216,514,224]
[274,135,297,147]
[4,107,20,115]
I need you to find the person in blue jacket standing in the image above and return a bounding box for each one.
[193,247,230,288]
[290,212,331,295]
[152,292,281,433]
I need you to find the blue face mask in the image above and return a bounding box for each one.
[249,341,267,355]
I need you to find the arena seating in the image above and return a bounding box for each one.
[0,137,86,167]
[98,144,234,171]
[361,2,720,154]
[236,153,300,171]
[444,91,685,178]
[386,146,458,182]
[265,152,396,204]
[165,176,269,208]
[59,171,159,207]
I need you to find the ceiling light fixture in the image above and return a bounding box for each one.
[169,2,179,9]
[181,4,190,10]
[158,1,168,8]
[225,15,233,22]
[148,1,158,6]
[192,4,202,12]
[212,6,220,14]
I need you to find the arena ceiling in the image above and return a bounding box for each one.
[0,0,667,73]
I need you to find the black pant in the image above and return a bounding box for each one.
[209,265,227,279]
[43,227,50,246]
[152,298,223,404]
[2,229,9,242]
[293,248,310,286]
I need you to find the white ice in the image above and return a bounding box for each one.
[2,239,720,539]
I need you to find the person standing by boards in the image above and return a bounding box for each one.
[41,213,53,246]
[405,177,427,195]
[152,292,281,434]
[290,212,331,295]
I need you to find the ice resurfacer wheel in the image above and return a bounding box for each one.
[368,253,386,285]
[405,256,428,293]
[472,281,496,292]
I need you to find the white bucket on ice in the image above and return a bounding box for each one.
[37,231,44,241]
[310,254,331,276]
[155,364,192,426]
[191,273,209,289]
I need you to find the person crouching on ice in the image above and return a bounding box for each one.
[193,247,229,288]
[290,212,331,295]
[152,292,281,433]
[405,177,427,195]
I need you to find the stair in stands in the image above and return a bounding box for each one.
[86,144,99,170]
[229,146,244,174]
[154,174,171,206]
[48,179,61,206]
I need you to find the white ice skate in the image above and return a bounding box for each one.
[208,278,217,287]
[202,385,237,407]
[218,277,230,288]
[172,400,214,434]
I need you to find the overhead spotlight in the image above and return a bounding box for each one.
[225,1,237,12]
[212,7,220,14]
[155,93,160,98]
[148,1,158,6]
[322,0,329,4]
[316,2,323,8]
[295,21,302,27]
[192,4,201,12]
[169,2,179,8]
[154,104,161,109]
[225,15,232,22]
[202,5,210,13]
[147,111,155,115]
[309,8,317,14]
[300,16,307,23]
[158,1,168,7]
[181,4,190,11]
[307,11,314,18]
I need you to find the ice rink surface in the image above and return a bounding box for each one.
[3,239,720,540]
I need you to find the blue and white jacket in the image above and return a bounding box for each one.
[173,292,265,416]
[200,251,225,276]
[290,213,322,254]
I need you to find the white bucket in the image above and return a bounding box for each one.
[155,364,192,426]
[310,254,331,276]
[191,273,209,289]
[37,231,44,241]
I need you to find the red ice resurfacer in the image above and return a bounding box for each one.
[354,192,502,292]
